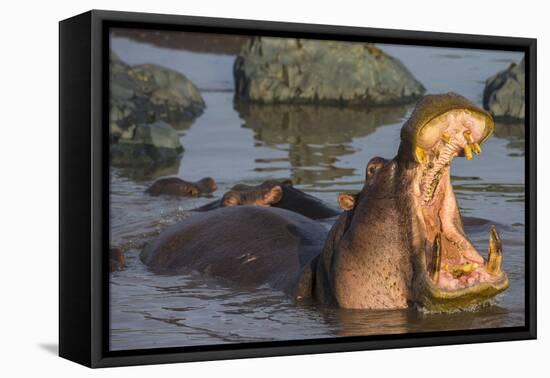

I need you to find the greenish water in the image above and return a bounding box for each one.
[109,35,525,351]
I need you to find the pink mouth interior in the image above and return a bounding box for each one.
[415,110,503,292]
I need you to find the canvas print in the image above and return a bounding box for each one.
[108,28,525,351]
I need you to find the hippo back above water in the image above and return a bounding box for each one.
[194,180,339,220]
[141,206,327,294]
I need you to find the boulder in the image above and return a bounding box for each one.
[483,58,525,121]
[234,38,425,105]
[110,121,184,168]
[109,51,205,130]
[109,51,203,175]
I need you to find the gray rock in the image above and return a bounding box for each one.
[234,38,425,105]
[111,121,183,171]
[483,58,525,121]
[118,121,183,150]
[109,51,202,172]
[110,51,205,127]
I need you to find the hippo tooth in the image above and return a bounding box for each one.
[429,233,442,283]
[464,144,473,160]
[472,142,481,155]
[485,225,503,275]
[434,146,441,159]
[463,130,475,144]
[441,132,452,145]
[415,146,428,164]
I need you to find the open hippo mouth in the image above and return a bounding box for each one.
[408,104,509,312]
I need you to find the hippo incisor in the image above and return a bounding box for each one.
[194,179,340,220]
[141,93,509,312]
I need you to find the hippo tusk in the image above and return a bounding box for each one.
[429,233,442,283]
[464,144,473,160]
[441,132,452,145]
[415,146,428,164]
[485,225,503,275]
[463,130,481,156]
[463,130,475,143]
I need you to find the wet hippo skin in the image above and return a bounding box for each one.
[141,206,327,293]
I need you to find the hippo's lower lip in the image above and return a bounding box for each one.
[412,108,508,311]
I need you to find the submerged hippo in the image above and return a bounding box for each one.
[141,93,509,312]
[145,177,217,197]
[194,180,340,220]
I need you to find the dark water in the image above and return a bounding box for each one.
[109,36,525,351]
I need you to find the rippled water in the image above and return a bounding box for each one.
[109,34,525,351]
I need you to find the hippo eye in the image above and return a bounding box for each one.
[367,165,378,178]
[281,179,293,186]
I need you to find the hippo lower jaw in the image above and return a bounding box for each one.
[418,215,509,312]
[410,109,509,312]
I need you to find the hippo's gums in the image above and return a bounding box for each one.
[145,177,217,197]
[193,180,340,220]
[140,93,509,312]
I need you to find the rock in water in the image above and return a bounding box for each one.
[483,58,525,121]
[234,38,425,105]
[110,51,205,129]
[110,121,184,167]
[109,51,204,177]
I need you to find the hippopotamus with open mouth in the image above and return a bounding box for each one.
[193,179,340,220]
[140,93,509,312]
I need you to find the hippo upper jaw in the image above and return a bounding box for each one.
[402,101,509,312]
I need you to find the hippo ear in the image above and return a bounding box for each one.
[338,193,357,211]
[261,185,283,205]
[222,192,239,207]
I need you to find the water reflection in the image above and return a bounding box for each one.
[324,307,411,337]
[320,302,512,337]
[111,155,182,182]
[408,305,511,332]
[237,103,411,185]
[494,122,525,156]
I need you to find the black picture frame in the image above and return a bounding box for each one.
[59,9,537,368]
